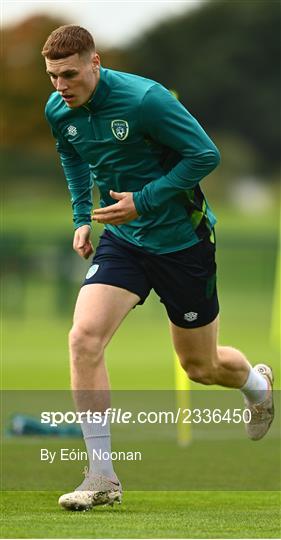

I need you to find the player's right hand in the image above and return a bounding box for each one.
[73,225,94,259]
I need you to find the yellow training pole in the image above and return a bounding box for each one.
[270,243,280,351]
[174,352,192,446]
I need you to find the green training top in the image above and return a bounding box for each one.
[45,66,220,254]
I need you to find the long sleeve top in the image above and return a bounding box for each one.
[45,66,220,253]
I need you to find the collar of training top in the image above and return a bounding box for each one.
[86,66,110,111]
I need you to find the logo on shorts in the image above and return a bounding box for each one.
[184,312,198,322]
[67,125,78,137]
[86,264,99,279]
[111,119,129,140]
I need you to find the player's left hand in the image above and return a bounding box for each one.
[92,190,139,225]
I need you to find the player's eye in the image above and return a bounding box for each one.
[64,72,77,79]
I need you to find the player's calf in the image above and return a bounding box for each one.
[183,361,217,385]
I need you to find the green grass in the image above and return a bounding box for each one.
[3,195,279,236]
[2,199,279,390]
[2,200,280,538]
[1,491,280,538]
[2,274,280,389]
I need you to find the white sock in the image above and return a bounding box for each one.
[80,414,117,481]
[240,367,268,404]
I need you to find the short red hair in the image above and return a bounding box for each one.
[41,24,95,59]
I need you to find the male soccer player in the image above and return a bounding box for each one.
[42,25,274,511]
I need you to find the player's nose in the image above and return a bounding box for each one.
[56,77,68,92]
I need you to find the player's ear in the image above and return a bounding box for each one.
[92,53,100,72]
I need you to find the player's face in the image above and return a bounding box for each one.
[45,52,100,108]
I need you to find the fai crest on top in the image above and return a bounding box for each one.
[111,119,129,141]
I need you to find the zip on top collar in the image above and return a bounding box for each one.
[84,66,110,112]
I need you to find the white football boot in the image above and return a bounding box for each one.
[244,364,274,441]
[58,467,122,511]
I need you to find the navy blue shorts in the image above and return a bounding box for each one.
[82,230,219,328]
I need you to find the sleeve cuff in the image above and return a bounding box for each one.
[74,217,92,230]
[133,191,150,215]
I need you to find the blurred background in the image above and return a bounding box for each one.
[1,0,280,390]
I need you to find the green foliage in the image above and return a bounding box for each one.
[2,15,67,149]
[126,0,280,170]
[1,0,280,176]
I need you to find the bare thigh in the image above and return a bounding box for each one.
[170,314,251,387]
[170,315,219,369]
[73,283,140,346]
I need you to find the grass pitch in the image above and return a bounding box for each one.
[1,491,280,539]
[2,204,280,538]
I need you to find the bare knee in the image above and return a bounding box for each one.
[69,324,105,367]
[179,355,218,385]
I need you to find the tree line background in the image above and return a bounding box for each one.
[1,0,280,200]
